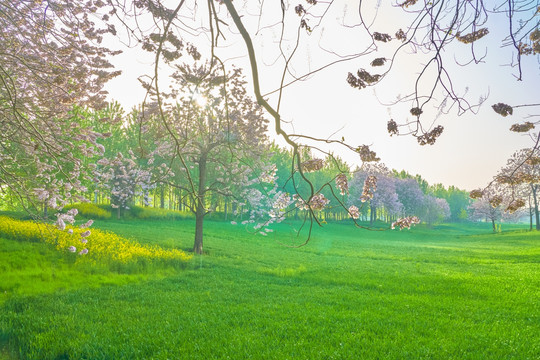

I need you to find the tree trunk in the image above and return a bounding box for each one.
[193,154,207,254]
[179,193,183,211]
[529,193,533,231]
[160,185,165,209]
[533,185,540,230]
[491,218,496,233]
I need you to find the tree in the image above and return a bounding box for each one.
[495,148,540,229]
[468,186,518,232]
[429,184,471,222]
[422,196,451,226]
[94,151,154,219]
[155,64,269,254]
[1,1,119,215]
[371,175,403,223]
[395,178,426,218]
[349,163,398,225]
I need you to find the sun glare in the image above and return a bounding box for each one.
[194,93,207,107]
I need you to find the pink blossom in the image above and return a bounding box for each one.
[300,158,324,173]
[259,164,277,183]
[34,188,48,201]
[66,208,78,217]
[80,220,94,228]
[361,175,377,202]
[348,205,360,219]
[391,216,420,230]
[56,218,66,231]
[335,174,349,195]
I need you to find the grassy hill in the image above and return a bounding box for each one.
[1,218,539,359]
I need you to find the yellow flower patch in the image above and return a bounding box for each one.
[0,216,192,265]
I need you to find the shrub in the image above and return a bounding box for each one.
[64,203,112,219]
[128,206,193,220]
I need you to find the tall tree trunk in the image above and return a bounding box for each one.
[529,193,533,231]
[181,192,185,211]
[193,154,207,254]
[160,185,165,209]
[532,185,540,230]
[491,218,496,233]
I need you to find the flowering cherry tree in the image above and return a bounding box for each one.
[494,148,540,229]
[1,1,119,217]
[94,151,158,219]
[468,185,518,232]
[153,64,269,254]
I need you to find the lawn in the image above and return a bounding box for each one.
[1,218,539,359]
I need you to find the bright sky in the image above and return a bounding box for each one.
[103,1,539,191]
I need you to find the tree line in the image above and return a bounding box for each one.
[2,62,536,255]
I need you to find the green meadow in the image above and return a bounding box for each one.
[1,217,539,359]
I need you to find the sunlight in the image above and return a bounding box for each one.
[194,93,207,107]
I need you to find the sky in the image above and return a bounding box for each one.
[103,0,540,191]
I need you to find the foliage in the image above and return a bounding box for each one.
[0,1,119,215]
[428,184,471,222]
[128,206,192,221]
[64,203,112,220]
[421,196,451,226]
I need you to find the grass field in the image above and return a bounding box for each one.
[1,218,539,359]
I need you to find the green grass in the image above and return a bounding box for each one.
[1,219,539,359]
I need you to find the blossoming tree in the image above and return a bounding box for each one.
[1,1,119,216]
[154,64,269,254]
